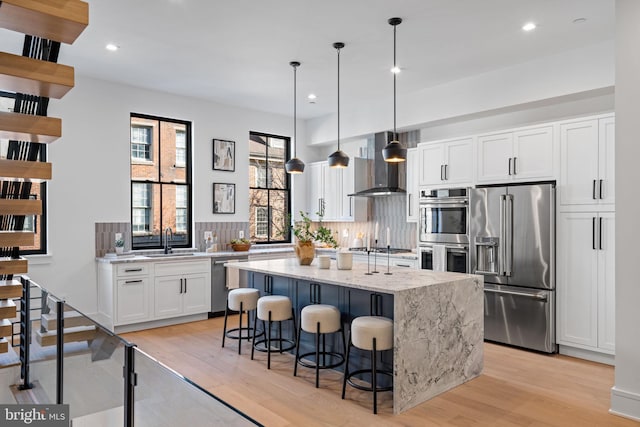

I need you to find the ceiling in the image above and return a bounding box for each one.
[0,0,614,119]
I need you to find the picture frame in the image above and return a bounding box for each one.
[213,139,235,172]
[213,183,235,214]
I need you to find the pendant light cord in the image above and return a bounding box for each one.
[293,64,297,158]
[337,45,341,151]
[393,22,397,140]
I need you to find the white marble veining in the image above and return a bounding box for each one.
[227,258,483,414]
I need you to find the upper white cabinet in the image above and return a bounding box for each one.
[477,125,555,184]
[306,159,367,222]
[417,137,473,188]
[559,116,615,208]
[406,148,418,222]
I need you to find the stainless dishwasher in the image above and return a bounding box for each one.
[209,255,249,317]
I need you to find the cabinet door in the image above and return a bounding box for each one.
[182,274,210,315]
[556,212,598,348]
[598,116,615,206]
[444,138,473,185]
[417,143,444,186]
[154,276,183,318]
[306,162,324,220]
[323,164,341,220]
[559,120,599,206]
[116,277,150,325]
[406,148,418,222]
[476,132,513,183]
[512,126,554,181]
[597,212,615,352]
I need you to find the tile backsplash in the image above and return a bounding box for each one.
[194,222,249,251]
[95,222,131,257]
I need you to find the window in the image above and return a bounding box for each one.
[175,129,186,167]
[131,125,152,161]
[249,132,290,243]
[130,114,192,250]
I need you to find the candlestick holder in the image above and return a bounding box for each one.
[365,250,373,275]
[384,245,392,275]
[372,239,379,273]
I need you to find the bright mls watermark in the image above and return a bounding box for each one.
[1,405,69,426]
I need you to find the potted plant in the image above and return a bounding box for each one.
[292,211,338,265]
[230,238,251,252]
[115,235,125,254]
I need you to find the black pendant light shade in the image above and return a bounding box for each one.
[328,42,349,168]
[286,61,305,174]
[383,17,407,163]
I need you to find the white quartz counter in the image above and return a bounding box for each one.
[96,246,294,264]
[227,258,472,294]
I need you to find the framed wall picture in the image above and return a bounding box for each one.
[213,139,235,171]
[213,183,235,214]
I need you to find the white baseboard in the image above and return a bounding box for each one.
[114,313,208,334]
[610,386,640,422]
[558,345,615,365]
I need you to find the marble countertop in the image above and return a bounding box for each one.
[226,258,478,294]
[97,246,294,264]
[315,248,418,260]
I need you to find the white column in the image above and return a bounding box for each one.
[612,0,640,421]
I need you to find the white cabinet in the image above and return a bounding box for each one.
[417,138,473,188]
[153,260,211,319]
[559,116,615,208]
[477,126,554,184]
[405,148,418,222]
[557,211,615,355]
[306,159,367,222]
[97,258,211,331]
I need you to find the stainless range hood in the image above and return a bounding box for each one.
[348,131,406,197]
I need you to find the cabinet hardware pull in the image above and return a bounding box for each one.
[513,157,517,175]
[444,164,448,180]
[599,217,603,250]
[592,180,596,199]
[592,217,596,250]
[125,280,142,284]
[184,278,187,293]
[599,179,604,199]
[124,268,142,272]
[396,264,411,268]
[440,164,444,180]
[180,278,183,294]
[508,158,512,175]
[408,194,412,215]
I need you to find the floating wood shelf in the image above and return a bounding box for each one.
[0,199,42,216]
[0,280,22,300]
[0,319,12,338]
[0,299,17,319]
[0,258,28,276]
[0,111,61,143]
[0,52,74,99]
[0,231,35,248]
[0,0,89,45]
[0,159,52,181]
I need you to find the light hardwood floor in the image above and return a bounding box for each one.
[123,317,637,427]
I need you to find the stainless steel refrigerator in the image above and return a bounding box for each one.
[469,183,556,353]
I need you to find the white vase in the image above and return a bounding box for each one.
[337,251,353,270]
[115,246,124,254]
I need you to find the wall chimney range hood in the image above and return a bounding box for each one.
[348,131,406,197]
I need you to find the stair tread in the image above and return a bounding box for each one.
[0,231,35,248]
[0,111,62,143]
[0,52,74,99]
[36,325,95,336]
[0,258,28,275]
[0,159,52,182]
[0,199,43,216]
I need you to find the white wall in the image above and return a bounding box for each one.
[305,41,614,145]
[25,75,308,313]
[611,0,640,421]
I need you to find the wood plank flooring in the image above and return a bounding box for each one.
[123,316,637,427]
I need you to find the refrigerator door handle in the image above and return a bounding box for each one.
[505,194,513,276]
[484,287,548,301]
[500,194,506,275]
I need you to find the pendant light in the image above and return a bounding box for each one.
[327,42,349,168]
[285,61,305,174]
[382,17,407,163]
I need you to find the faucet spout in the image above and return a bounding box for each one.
[164,227,173,254]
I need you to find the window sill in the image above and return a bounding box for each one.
[24,254,53,265]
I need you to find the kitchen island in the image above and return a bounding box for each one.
[226,258,483,414]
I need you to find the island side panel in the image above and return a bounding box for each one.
[393,275,484,414]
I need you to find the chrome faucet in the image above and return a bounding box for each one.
[164,227,173,254]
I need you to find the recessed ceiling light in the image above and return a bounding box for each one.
[106,43,119,51]
[307,94,317,103]
[391,66,401,74]
[522,22,537,32]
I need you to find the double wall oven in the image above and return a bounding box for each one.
[418,188,469,273]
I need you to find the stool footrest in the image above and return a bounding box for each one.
[297,351,345,370]
[253,338,296,353]
[225,326,262,341]
[345,369,393,392]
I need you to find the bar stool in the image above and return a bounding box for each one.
[294,304,346,388]
[252,295,297,369]
[342,316,394,414]
[222,288,260,355]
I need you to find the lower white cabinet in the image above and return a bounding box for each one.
[557,211,615,355]
[98,259,211,330]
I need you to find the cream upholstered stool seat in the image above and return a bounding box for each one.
[251,295,297,369]
[294,304,346,388]
[342,316,394,414]
[222,288,261,355]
